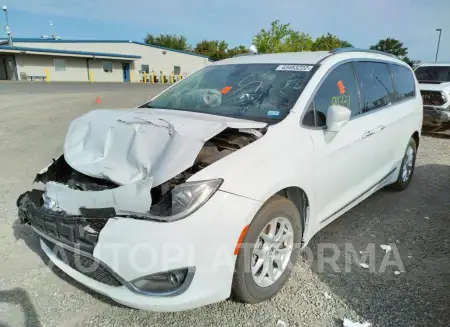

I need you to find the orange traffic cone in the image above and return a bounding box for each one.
[95,96,101,104]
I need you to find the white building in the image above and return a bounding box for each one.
[0,38,210,82]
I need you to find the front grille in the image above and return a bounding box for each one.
[18,191,106,254]
[42,238,122,287]
[421,90,445,106]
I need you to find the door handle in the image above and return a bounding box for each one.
[362,125,385,139]
[362,130,375,138]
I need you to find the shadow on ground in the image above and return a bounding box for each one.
[306,164,450,327]
[12,221,128,310]
[0,288,41,327]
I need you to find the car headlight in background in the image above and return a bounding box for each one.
[148,178,223,222]
[441,91,448,103]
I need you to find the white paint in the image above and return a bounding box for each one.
[32,50,423,311]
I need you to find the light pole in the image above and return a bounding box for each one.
[2,5,12,46]
[435,28,442,62]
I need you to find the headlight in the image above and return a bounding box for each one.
[148,179,223,222]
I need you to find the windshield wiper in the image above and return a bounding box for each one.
[139,102,154,108]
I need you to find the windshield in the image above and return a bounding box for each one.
[141,63,315,122]
[415,66,450,82]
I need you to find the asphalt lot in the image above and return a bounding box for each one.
[0,82,449,327]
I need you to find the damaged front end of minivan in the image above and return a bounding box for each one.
[17,109,267,254]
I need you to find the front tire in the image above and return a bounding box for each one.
[390,137,417,191]
[232,195,302,304]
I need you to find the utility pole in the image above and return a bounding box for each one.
[2,5,12,46]
[435,28,442,62]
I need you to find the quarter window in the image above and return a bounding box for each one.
[353,62,395,112]
[103,62,113,73]
[390,64,415,100]
[53,59,66,71]
[305,63,360,127]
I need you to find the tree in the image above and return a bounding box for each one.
[227,45,249,57]
[144,33,189,51]
[340,40,354,48]
[369,38,412,66]
[194,40,229,61]
[312,33,351,51]
[253,20,313,53]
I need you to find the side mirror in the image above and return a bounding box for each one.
[326,105,351,132]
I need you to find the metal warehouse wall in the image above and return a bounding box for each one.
[15,55,128,82]
[14,41,209,82]
[16,55,88,81]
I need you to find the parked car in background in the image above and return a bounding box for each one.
[17,48,422,311]
[414,63,450,127]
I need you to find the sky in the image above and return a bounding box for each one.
[2,0,450,62]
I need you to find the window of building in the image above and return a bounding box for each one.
[390,64,415,101]
[103,62,113,73]
[53,59,66,71]
[141,64,150,74]
[353,62,395,112]
[304,62,360,127]
[174,66,181,75]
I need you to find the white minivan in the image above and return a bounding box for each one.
[18,48,422,311]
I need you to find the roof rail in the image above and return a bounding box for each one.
[330,47,397,58]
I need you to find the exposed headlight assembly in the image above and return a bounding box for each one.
[142,178,223,222]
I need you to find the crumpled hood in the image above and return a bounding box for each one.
[64,108,267,186]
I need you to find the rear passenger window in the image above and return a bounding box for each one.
[307,63,360,127]
[353,62,395,112]
[390,64,415,100]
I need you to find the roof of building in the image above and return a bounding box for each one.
[0,45,141,60]
[1,38,210,59]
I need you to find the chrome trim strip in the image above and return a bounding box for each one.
[33,226,195,297]
[320,167,397,223]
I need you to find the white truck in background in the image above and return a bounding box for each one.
[415,63,450,127]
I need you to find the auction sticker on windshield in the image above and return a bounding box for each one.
[275,64,313,72]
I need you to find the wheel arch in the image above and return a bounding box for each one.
[412,131,420,149]
[274,186,310,240]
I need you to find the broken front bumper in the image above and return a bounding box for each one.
[18,188,261,311]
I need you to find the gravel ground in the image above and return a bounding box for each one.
[0,83,449,327]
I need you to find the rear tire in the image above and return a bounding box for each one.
[390,137,417,191]
[232,195,302,304]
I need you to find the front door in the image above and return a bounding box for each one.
[305,62,386,231]
[122,63,130,82]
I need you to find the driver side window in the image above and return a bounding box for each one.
[304,62,361,127]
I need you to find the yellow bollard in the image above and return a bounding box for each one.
[89,69,93,83]
[45,68,49,82]
[130,71,133,83]
[144,71,147,83]
[151,71,155,83]
[160,72,164,84]
[170,72,174,83]
[178,74,182,81]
